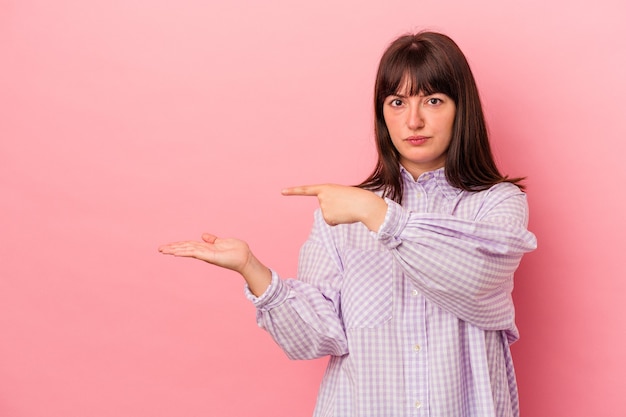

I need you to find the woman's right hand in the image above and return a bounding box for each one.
[159,233,251,272]
[159,233,271,296]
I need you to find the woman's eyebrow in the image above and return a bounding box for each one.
[390,92,429,98]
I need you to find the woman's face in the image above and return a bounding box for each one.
[383,84,456,180]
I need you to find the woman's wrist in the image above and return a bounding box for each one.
[240,253,272,297]
[361,196,388,232]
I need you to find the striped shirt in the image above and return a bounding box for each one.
[246,167,537,417]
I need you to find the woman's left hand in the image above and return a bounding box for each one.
[282,184,388,231]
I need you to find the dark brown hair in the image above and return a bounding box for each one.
[359,31,524,203]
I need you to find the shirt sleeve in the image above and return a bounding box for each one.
[376,183,537,331]
[244,210,348,360]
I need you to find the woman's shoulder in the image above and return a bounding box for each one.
[460,181,525,200]
[449,182,527,220]
[482,181,527,200]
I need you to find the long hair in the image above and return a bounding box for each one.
[359,31,524,203]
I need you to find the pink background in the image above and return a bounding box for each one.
[2,1,625,416]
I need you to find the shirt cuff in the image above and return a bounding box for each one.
[374,198,409,248]
[244,269,291,311]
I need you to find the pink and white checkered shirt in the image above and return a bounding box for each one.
[246,167,537,417]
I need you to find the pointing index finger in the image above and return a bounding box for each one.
[281,184,323,196]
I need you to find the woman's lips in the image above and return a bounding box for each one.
[405,136,428,145]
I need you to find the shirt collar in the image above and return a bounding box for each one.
[399,166,462,200]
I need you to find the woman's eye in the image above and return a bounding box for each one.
[390,99,403,106]
[427,98,442,105]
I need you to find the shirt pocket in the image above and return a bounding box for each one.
[340,248,394,329]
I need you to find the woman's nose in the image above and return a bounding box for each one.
[406,105,424,130]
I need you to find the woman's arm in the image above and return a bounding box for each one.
[377,184,537,330]
[283,182,536,331]
[159,223,349,360]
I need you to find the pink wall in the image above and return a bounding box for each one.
[2,1,625,416]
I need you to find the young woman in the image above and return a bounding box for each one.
[159,31,537,417]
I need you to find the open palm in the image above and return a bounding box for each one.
[159,233,251,273]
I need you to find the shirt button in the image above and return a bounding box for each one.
[413,344,421,352]
[416,192,422,199]
[411,289,419,296]
[414,400,422,409]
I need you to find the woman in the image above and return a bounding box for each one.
[159,31,537,417]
